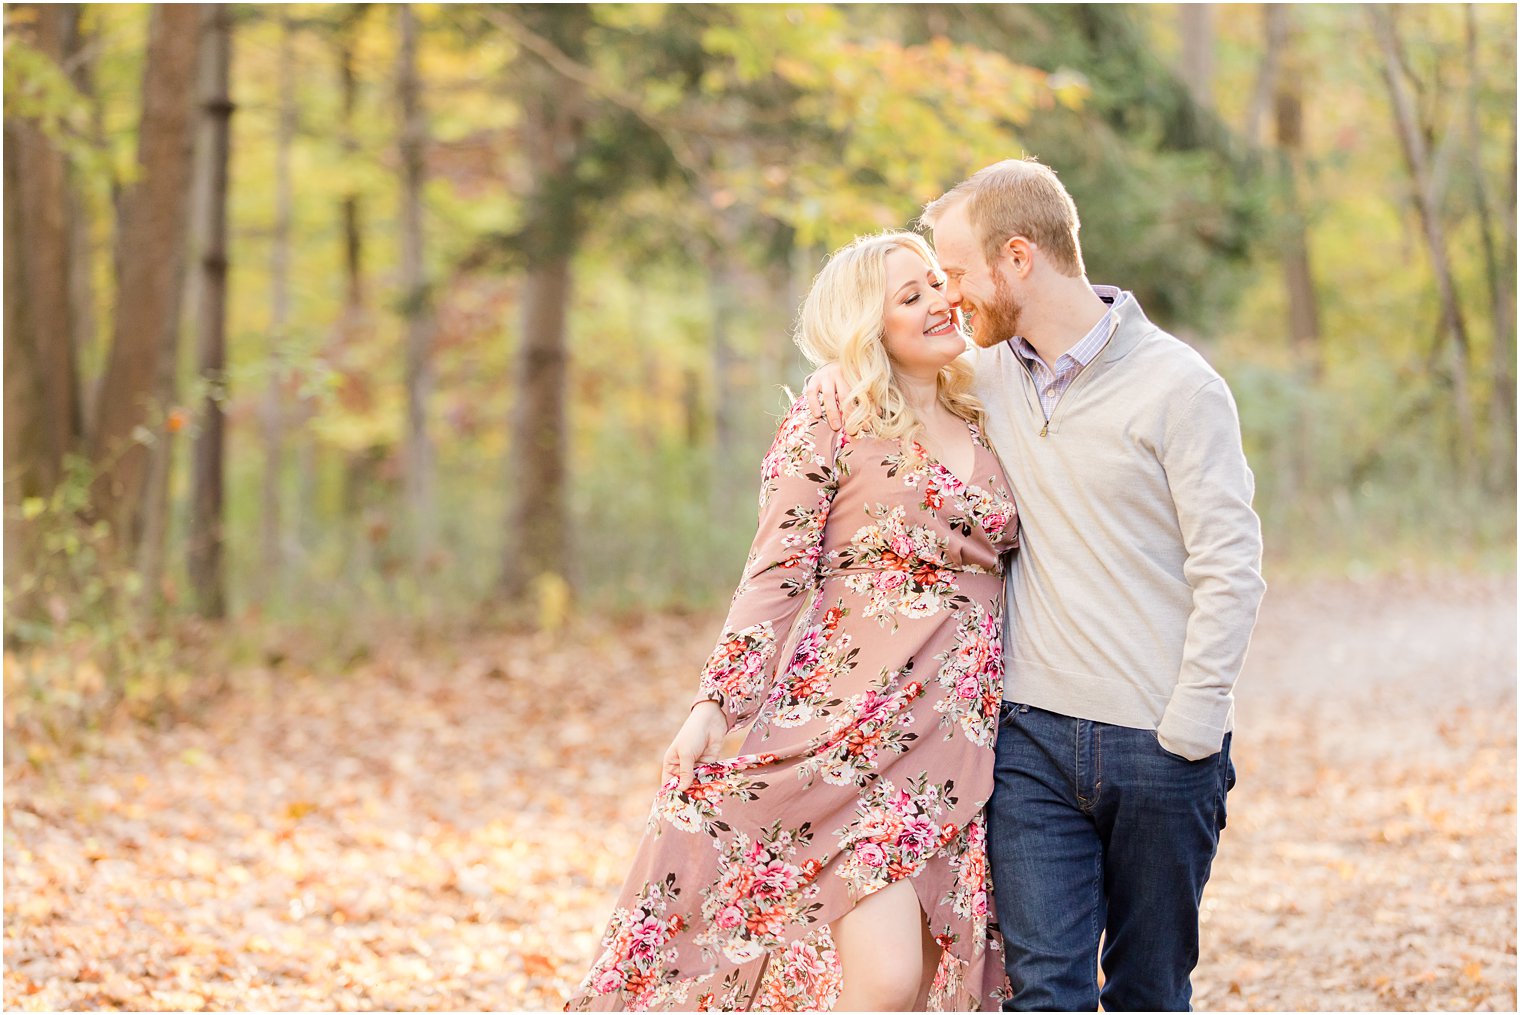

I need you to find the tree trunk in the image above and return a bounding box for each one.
[140,2,219,604]
[1463,5,1517,490]
[261,7,295,602]
[1245,5,1287,148]
[398,3,437,568]
[499,49,585,599]
[335,6,371,580]
[4,4,83,510]
[1491,135,1518,489]
[1368,4,1478,485]
[188,4,234,619]
[133,288,182,607]
[61,5,97,440]
[1180,4,1214,112]
[762,252,798,395]
[502,256,572,598]
[707,241,742,523]
[89,3,200,554]
[1273,10,1321,374]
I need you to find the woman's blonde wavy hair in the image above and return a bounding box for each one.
[794,231,983,448]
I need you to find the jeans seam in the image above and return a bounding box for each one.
[1095,724,1103,798]
[1089,838,1102,1004]
[1074,719,1086,810]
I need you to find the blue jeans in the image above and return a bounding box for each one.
[987,702,1235,1012]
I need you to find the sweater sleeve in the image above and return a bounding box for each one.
[1155,377,1267,760]
[692,398,842,730]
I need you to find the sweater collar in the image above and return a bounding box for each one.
[1095,287,1153,363]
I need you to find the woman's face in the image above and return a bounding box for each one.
[880,246,966,379]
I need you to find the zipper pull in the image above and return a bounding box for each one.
[1039,420,1049,438]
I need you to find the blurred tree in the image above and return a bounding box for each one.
[397,3,437,568]
[946,3,1267,330]
[480,3,707,599]
[1270,6,1322,374]
[1180,4,1214,112]
[1462,4,1517,490]
[260,6,296,599]
[188,4,235,619]
[331,4,377,576]
[88,3,200,557]
[494,5,592,600]
[4,0,1511,641]
[1368,4,1478,486]
[3,4,84,508]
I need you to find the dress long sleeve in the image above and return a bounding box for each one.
[694,399,843,730]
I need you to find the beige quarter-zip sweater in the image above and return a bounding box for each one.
[972,293,1266,761]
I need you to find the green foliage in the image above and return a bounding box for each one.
[2,2,1513,674]
[4,454,192,741]
[932,4,1271,332]
[1,8,116,188]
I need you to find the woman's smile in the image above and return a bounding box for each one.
[923,314,958,338]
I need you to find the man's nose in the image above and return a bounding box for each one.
[944,279,963,307]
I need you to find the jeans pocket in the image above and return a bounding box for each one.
[1150,730,1208,764]
[998,700,1029,728]
[1216,734,1236,831]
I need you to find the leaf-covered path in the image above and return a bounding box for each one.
[5,574,1515,1011]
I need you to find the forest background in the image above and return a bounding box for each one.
[2,3,1516,1011]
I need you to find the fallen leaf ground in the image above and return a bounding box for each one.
[5,573,1515,1011]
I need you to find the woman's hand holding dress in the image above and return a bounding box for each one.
[662,702,728,793]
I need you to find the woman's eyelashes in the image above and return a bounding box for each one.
[903,280,945,306]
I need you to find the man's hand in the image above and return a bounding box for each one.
[662,701,728,793]
[801,363,848,431]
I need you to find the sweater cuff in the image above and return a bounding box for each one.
[1157,695,1229,761]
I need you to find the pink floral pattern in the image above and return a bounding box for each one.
[838,504,975,629]
[756,602,852,734]
[933,605,1005,748]
[568,399,1019,1012]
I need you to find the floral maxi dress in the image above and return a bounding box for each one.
[567,399,1019,1012]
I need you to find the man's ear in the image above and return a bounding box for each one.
[1003,236,1037,279]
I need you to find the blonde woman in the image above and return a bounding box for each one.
[567,232,1018,1012]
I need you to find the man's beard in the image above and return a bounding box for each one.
[967,270,1023,349]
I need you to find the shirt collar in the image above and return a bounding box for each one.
[1013,285,1130,368]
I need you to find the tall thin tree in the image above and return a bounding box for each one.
[334,5,373,578]
[1274,7,1322,374]
[1462,4,1517,488]
[398,3,437,568]
[1368,4,1478,484]
[497,10,591,600]
[188,4,234,618]
[1180,4,1215,112]
[261,6,296,600]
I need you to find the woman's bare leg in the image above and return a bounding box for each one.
[831,878,927,1012]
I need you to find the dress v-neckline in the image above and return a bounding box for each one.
[913,421,983,489]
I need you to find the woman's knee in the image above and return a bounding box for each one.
[845,956,923,1010]
[832,879,929,1009]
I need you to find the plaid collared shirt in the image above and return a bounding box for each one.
[1013,285,1129,418]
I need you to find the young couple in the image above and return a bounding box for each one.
[567,158,1266,1012]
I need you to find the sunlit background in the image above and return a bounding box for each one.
[4,4,1515,1011]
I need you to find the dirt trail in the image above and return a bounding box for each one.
[1202,573,1516,1011]
[3,573,1514,1011]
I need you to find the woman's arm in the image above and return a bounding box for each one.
[692,397,843,730]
